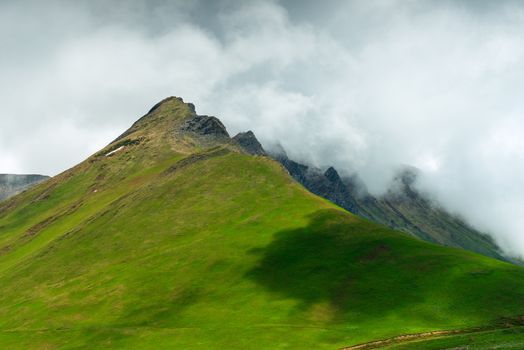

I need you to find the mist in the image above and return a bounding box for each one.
[1,0,524,256]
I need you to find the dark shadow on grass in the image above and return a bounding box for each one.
[246,209,524,325]
[246,209,430,322]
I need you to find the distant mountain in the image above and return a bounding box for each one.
[270,146,506,261]
[1,97,523,349]
[0,174,49,201]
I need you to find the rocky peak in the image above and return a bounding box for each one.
[180,115,230,139]
[266,143,288,160]
[324,166,341,183]
[147,96,186,114]
[146,97,229,139]
[387,166,422,201]
[111,97,232,150]
[397,167,420,187]
[112,96,194,142]
[233,131,266,156]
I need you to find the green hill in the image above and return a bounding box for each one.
[1,97,524,349]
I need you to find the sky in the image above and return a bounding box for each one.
[1,0,524,256]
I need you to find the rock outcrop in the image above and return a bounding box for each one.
[180,115,230,139]
[233,131,266,156]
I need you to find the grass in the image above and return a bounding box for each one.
[0,97,524,349]
[384,327,524,349]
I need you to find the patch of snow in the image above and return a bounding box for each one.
[105,146,125,157]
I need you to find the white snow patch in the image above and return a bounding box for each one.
[105,146,125,157]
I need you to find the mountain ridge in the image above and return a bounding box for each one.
[114,97,506,261]
[0,97,523,349]
[270,147,505,261]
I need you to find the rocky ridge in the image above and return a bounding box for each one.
[233,131,266,156]
[269,145,506,261]
[92,96,507,261]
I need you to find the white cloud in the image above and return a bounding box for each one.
[1,0,524,256]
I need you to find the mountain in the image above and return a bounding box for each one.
[0,174,49,201]
[271,148,505,261]
[233,131,267,156]
[0,97,524,349]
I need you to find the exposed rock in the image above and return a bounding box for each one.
[267,143,288,158]
[180,115,230,139]
[233,131,266,156]
[387,166,422,201]
[269,145,506,262]
[269,150,363,215]
[112,97,234,152]
[0,174,49,201]
[324,167,341,183]
[269,149,309,184]
[397,166,420,186]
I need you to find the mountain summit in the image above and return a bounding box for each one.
[112,97,230,150]
[0,97,523,349]
[106,97,262,161]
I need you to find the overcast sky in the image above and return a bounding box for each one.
[2,0,524,256]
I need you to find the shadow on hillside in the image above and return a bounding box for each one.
[246,209,434,322]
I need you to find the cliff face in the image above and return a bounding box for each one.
[0,174,49,201]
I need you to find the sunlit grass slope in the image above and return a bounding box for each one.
[385,327,524,349]
[0,97,524,349]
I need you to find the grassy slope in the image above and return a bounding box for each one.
[0,98,524,349]
[385,327,524,349]
[358,188,505,260]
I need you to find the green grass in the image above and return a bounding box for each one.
[385,327,524,349]
[0,97,524,349]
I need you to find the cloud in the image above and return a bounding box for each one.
[1,0,524,256]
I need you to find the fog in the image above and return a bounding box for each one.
[1,0,524,255]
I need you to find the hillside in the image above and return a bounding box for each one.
[0,97,524,349]
[0,174,49,201]
[272,150,504,261]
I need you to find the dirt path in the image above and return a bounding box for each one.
[341,317,524,350]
